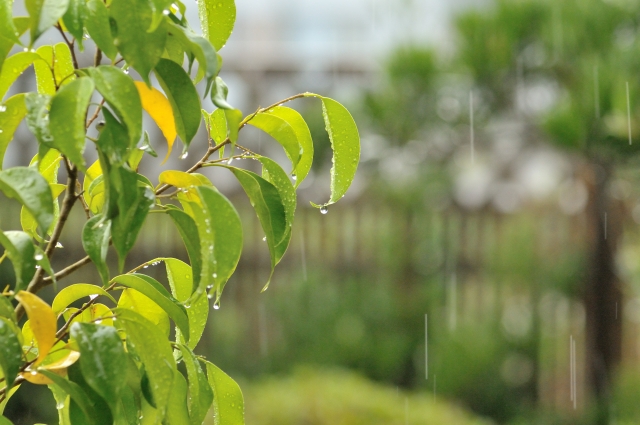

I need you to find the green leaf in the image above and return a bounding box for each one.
[196,0,236,50]
[196,186,242,303]
[52,283,116,314]
[224,108,242,148]
[165,207,202,295]
[0,167,54,232]
[110,0,166,83]
[0,317,22,390]
[66,363,113,425]
[178,345,213,425]
[118,288,169,338]
[111,274,189,341]
[39,370,98,425]
[81,216,111,286]
[248,112,301,171]
[0,52,42,100]
[115,308,176,421]
[85,0,117,60]
[34,43,76,96]
[0,416,13,425]
[210,76,232,110]
[84,66,142,149]
[49,77,95,171]
[0,296,16,322]
[0,94,27,169]
[148,0,172,32]
[70,323,127,412]
[203,360,245,425]
[62,0,86,46]
[154,58,201,150]
[96,108,131,167]
[203,108,227,149]
[165,259,208,349]
[256,156,296,266]
[164,20,218,81]
[0,0,19,44]
[215,166,285,289]
[26,0,71,44]
[305,94,360,206]
[264,106,313,187]
[0,231,36,292]
[25,93,53,147]
[164,372,190,425]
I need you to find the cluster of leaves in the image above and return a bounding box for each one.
[0,0,360,423]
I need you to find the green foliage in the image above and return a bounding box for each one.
[0,0,360,423]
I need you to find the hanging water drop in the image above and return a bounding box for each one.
[207,293,213,299]
[227,157,234,164]
[55,242,63,248]
[320,205,328,215]
[180,152,189,159]
[213,301,220,310]
[292,174,297,181]
[163,9,170,15]
[143,265,148,269]
[34,253,44,261]
[262,236,267,241]
[212,273,217,278]
[30,370,37,376]
[0,105,6,112]
[56,402,64,410]
[206,284,213,290]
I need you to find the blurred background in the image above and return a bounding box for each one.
[7,0,640,423]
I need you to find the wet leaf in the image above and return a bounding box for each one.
[85,66,142,149]
[263,106,313,187]
[165,207,202,294]
[115,308,176,421]
[22,350,80,385]
[118,288,169,337]
[15,291,56,365]
[25,93,53,147]
[248,112,300,170]
[0,52,42,100]
[203,108,227,151]
[81,216,111,286]
[178,345,213,425]
[62,0,86,46]
[26,0,70,44]
[0,230,36,293]
[49,77,95,170]
[71,323,127,412]
[85,0,117,60]
[158,170,211,189]
[52,283,116,314]
[195,186,242,302]
[39,370,98,425]
[165,258,207,348]
[0,0,20,44]
[0,317,22,390]
[134,81,177,163]
[110,0,166,83]
[0,94,27,169]
[111,274,189,341]
[196,0,236,50]
[305,94,360,206]
[154,58,201,152]
[34,43,76,96]
[164,20,218,81]
[0,167,54,231]
[164,372,190,425]
[204,360,245,425]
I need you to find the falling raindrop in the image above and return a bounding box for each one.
[34,253,44,261]
[627,82,632,145]
[180,152,189,159]
[320,206,328,215]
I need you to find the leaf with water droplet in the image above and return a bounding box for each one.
[49,77,95,171]
[196,0,236,50]
[85,0,117,60]
[248,111,301,171]
[26,0,70,44]
[203,360,245,425]
[118,288,169,337]
[0,94,27,169]
[0,317,22,392]
[165,258,208,349]
[0,166,54,232]
[163,19,218,83]
[52,283,116,314]
[304,94,360,207]
[178,344,213,424]
[111,274,190,342]
[81,216,112,286]
[0,0,20,44]
[110,0,166,83]
[0,51,42,100]
[114,308,176,422]
[39,369,99,425]
[70,322,127,416]
[0,231,37,292]
[62,0,87,48]
[15,291,56,365]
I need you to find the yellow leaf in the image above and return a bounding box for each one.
[134,81,177,163]
[15,291,57,365]
[22,350,80,385]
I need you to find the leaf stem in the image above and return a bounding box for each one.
[239,93,307,127]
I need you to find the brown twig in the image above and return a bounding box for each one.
[55,24,79,70]
[86,99,106,129]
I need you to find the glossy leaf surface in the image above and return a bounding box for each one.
[51,283,116,314]
[15,291,56,365]
[197,0,236,50]
[0,167,54,232]
[134,81,177,162]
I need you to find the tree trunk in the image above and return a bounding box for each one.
[583,162,623,424]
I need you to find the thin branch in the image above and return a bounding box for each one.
[239,93,307,128]
[15,160,79,320]
[55,24,79,70]
[94,47,103,67]
[43,255,92,284]
[86,99,106,129]
[155,138,230,195]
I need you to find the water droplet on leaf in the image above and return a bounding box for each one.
[34,253,43,261]
[320,206,328,214]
